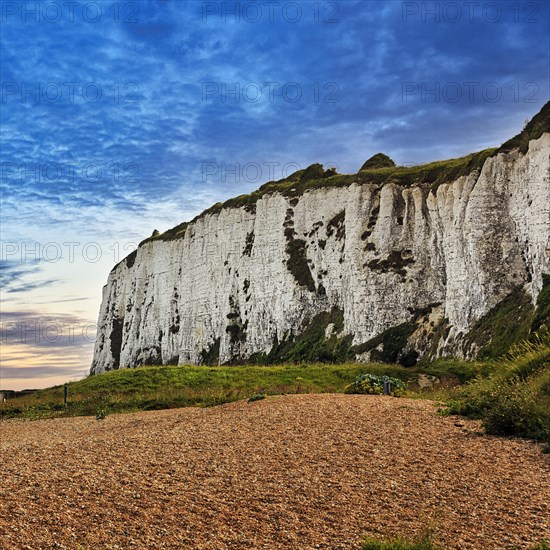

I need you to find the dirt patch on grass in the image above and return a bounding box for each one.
[0,394,548,549]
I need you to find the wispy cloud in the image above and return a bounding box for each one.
[0,259,60,294]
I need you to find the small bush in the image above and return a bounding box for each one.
[248,393,266,403]
[482,369,550,441]
[345,373,407,397]
[95,407,109,420]
[447,330,550,443]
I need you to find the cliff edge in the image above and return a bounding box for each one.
[91,103,550,373]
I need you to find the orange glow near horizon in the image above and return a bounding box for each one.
[0,342,93,391]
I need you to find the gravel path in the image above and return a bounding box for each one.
[1,394,548,549]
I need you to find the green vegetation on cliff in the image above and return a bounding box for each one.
[462,287,535,359]
[496,100,550,155]
[463,275,550,359]
[249,308,353,364]
[532,274,550,333]
[131,102,548,250]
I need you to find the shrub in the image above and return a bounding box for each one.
[447,330,550,443]
[359,153,396,171]
[95,407,109,420]
[345,373,407,397]
[248,393,266,403]
[482,369,550,441]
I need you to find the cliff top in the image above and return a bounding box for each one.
[360,153,396,170]
[496,100,550,154]
[141,102,549,247]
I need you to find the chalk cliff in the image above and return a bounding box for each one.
[91,104,550,373]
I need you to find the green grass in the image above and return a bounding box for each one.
[1,362,421,420]
[495,100,550,155]
[253,308,354,364]
[532,274,550,333]
[446,330,550,443]
[1,357,492,421]
[362,534,441,550]
[415,358,495,384]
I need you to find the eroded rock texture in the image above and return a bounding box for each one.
[91,134,550,373]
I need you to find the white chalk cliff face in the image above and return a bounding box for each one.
[91,132,550,374]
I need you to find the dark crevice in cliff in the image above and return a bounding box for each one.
[284,207,316,292]
[242,231,255,257]
[200,338,220,366]
[137,346,162,366]
[366,250,415,277]
[326,211,345,240]
[125,250,137,269]
[110,318,124,370]
[225,292,248,363]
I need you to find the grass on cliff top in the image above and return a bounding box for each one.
[143,150,496,245]
[136,101,550,248]
[0,359,481,420]
[496,100,550,154]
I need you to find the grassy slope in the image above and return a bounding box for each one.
[2,335,548,447]
[461,275,550,359]
[1,360,480,420]
[462,287,535,358]
[447,330,550,444]
[496,100,550,154]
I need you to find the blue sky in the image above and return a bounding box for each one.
[1,0,549,389]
